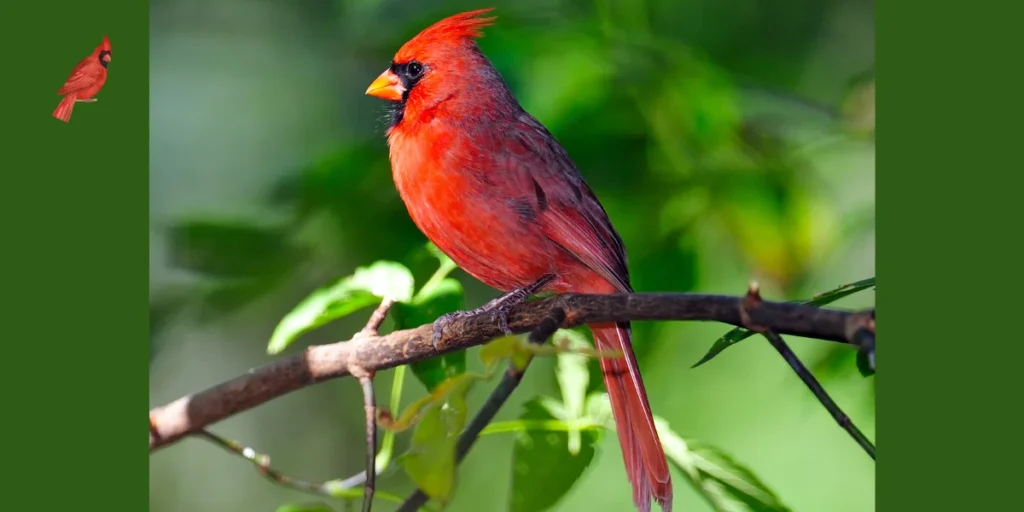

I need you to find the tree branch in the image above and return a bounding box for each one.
[739,283,875,458]
[761,329,875,459]
[351,297,394,512]
[358,378,377,512]
[150,291,872,452]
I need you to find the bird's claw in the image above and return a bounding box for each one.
[493,303,515,336]
[431,310,472,351]
[430,274,555,351]
[431,321,445,351]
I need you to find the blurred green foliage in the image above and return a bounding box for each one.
[149,0,874,511]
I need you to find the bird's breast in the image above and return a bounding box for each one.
[388,129,479,241]
[386,127,558,291]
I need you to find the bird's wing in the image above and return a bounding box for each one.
[506,113,633,292]
[58,59,97,95]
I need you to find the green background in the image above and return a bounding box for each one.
[0,0,149,510]
[147,1,874,512]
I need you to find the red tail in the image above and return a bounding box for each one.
[591,322,673,512]
[53,94,76,123]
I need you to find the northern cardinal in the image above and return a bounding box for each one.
[53,36,111,123]
[365,9,672,512]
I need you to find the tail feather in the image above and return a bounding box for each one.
[591,322,673,512]
[53,94,76,123]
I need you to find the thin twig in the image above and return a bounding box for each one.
[397,308,567,512]
[150,291,872,452]
[196,429,421,509]
[359,298,396,338]
[352,297,394,512]
[761,330,876,459]
[195,300,398,512]
[739,283,875,459]
[197,429,335,495]
[359,378,377,512]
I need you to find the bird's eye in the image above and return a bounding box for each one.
[406,61,424,79]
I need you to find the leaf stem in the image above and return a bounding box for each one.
[478,419,604,436]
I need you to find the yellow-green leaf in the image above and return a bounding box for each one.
[399,377,473,504]
[479,335,537,372]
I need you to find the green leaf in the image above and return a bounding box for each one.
[657,417,790,512]
[275,504,335,512]
[510,398,601,512]
[267,261,414,354]
[480,336,534,372]
[391,243,465,390]
[393,276,467,391]
[168,220,296,279]
[479,418,602,436]
[398,376,473,504]
[802,277,876,307]
[381,373,483,433]
[422,243,458,288]
[555,329,591,454]
[375,364,406,471]
[692,278,875,368]
[393,278,464,329]
[583,392,613,428]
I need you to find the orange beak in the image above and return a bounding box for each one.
[365,69,404,101]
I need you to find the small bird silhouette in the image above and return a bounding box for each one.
[53,36,111,123]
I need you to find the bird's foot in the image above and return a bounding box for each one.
[430,310,476,350]
[76,99,97,103]
[431,274,556,350]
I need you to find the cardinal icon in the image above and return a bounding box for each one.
[53,36,111,123]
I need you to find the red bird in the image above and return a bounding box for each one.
[53,36,111,123]
[366,9,672,512]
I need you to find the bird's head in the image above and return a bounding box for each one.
[365,9,512,131]
[96,35,112,68]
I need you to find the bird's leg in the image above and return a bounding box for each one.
[431,274,556,349]
[76,99,97,103]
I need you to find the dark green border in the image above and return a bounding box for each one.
[880,2,1022,511]
[0,1,148,508]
